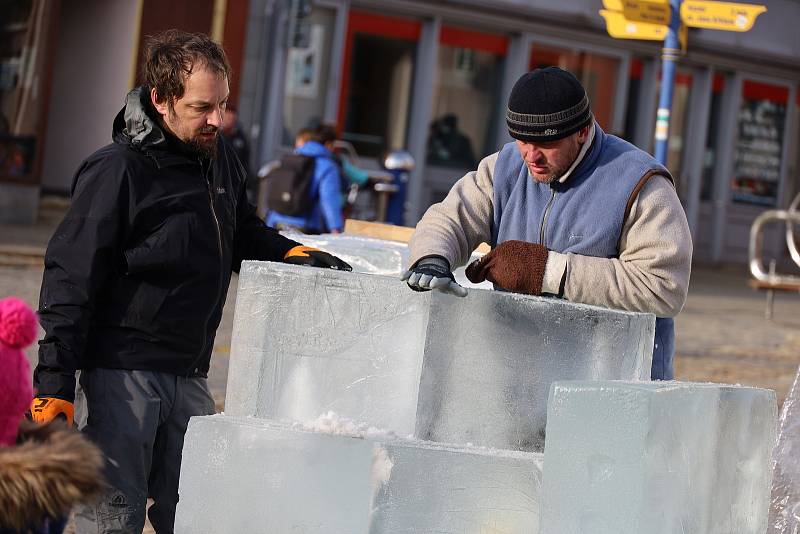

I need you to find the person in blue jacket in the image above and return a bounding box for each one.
[266,125,345,234]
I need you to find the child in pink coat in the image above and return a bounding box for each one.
[0,297,103,533]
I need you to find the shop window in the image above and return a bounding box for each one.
[338,11,420,159]
[701,74,725,201]
[282,6,337,146]
[530,45,620,132]
[1,0,53,185]
[788,90,800,204]
[427,26,507,170]
[731,80,789,207]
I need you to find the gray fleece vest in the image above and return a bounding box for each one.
[491,125,674,380]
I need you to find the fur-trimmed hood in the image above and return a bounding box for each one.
[0,421,104,530]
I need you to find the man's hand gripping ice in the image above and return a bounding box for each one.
[401,255,467,297]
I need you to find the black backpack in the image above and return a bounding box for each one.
[265,154,316,216]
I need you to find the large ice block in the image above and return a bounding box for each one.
[415,289,654,450]
[226,261,654,450]
[770,365,800,534]
[282,231,493,289]
[174,414,543,534]
[541,381,777,534]
[225,261,430,436]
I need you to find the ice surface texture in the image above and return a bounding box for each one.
[225,261,430,435]
[770,365,800,534]
[541,381,778,534]
[226,262,654,451]
[174,414,543,534]
[282,231,492,288]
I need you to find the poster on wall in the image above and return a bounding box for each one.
[731,95,786,206]
[285,24,324,99]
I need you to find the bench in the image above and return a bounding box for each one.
[748,278,800,320]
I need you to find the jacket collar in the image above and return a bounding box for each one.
[112,86,212,168]
[556,121,596,184]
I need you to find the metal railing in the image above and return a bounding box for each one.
[749,191,800,286]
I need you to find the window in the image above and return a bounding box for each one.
[530,45,620,133]
[338,11,419,159]
[281,6,337,146]
[701,74,725,201]
[427,26,507,169]
[731,80,789,207]
[1,0,50,185]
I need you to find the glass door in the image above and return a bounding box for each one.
[337,11,420,159]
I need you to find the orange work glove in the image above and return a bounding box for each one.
[283,245,352,271]
[29,397,74,426]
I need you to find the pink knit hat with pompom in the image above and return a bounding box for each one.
[0,297,38,446]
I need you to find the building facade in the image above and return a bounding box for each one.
[0,0,247,223]
[2,0,798,266]
[237,0,800,265]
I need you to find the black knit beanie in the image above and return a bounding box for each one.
[506,67,593,142]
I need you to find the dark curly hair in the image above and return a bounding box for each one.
[142,29,231,108]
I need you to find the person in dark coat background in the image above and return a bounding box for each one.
[220,103,257,203]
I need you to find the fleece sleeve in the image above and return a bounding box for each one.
[408,152,498,269]
[553,176,692,317]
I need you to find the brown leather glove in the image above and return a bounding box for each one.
[465,240,549,295]
[29,396,74,426]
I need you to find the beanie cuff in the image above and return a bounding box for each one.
[508,113,593,142]
[507,91,593,142]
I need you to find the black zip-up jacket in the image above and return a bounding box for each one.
[34,88,301,401]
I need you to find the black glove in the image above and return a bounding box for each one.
[283,245,352,271]
[401,255,467,297]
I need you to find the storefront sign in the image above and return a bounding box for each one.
[732,97,785,206]
[285,24,324,99]
[680,1,766,31]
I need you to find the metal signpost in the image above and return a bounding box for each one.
[599,0,767,166]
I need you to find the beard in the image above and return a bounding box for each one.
[184,128,219,159]
[528,138,582,184]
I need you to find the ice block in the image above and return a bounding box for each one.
[769,365,800,534]
[541,381,777,534]
[174,414,543,534]
[225,261,431,436]
[226,261,654,451]
[416,289,654,450]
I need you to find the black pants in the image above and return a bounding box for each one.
[74,369,215,534]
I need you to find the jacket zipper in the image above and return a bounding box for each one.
[188,159,225,376]
[540,189,557,246]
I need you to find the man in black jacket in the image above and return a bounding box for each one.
[28,30,350,533]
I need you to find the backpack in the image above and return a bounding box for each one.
[265,154,316,216]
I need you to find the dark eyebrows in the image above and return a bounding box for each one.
[187,94,230,108]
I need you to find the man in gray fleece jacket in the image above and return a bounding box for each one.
[402,67,692,380]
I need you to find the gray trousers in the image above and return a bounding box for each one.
[74,369,215,534]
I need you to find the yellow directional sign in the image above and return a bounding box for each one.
[680,1,766,31]
[602,0,671,25]
[600,9,669,39]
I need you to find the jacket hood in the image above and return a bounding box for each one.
[297,140,332,158]
[0,421,104,530]
[112,86,167,149]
